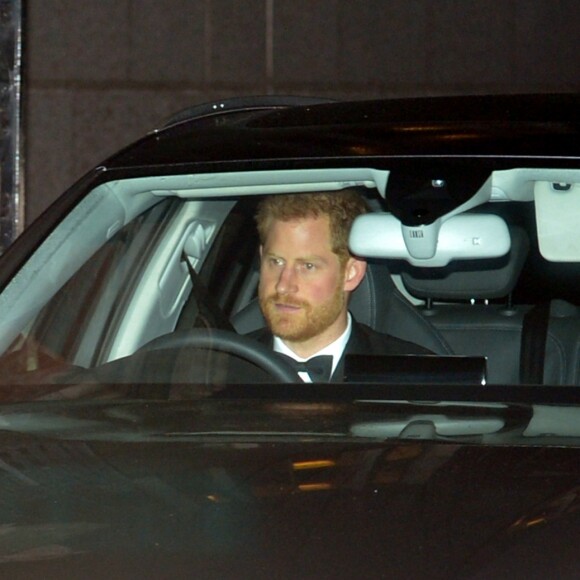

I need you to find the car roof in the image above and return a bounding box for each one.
[159,95,337,128]
[104,93,580,171]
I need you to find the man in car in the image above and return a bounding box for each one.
[252,190,431,382]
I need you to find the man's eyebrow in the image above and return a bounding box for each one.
[263,251,328,263]
[296,255,329,264]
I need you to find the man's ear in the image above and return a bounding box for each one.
[343,257,367,292]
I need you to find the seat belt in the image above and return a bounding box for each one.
[177,251,235,332]
[519,302,551,384]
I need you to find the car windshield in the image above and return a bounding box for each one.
[1,164,580,400]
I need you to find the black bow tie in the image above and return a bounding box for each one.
[276,353,334,382]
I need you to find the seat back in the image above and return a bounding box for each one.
[398,226,572,384]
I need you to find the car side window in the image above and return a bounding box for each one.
[1,199,175,374]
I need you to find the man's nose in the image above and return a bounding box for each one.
[275,265,298,295]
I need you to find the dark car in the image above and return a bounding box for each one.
[0,94,580,578]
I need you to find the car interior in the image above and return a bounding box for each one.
[1,166,580,388]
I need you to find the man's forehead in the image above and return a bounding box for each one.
[262,215,339,259]
[265,215,330,241]
[269,214,330,232]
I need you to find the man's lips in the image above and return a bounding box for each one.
[266,295,306,313]
[274,301,302,313]
[262,294,308,316]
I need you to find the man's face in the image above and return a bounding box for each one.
[259,215,365,353]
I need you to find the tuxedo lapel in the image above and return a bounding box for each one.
[344,320,370,354]
[330,320,369,383]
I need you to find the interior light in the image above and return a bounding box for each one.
[552,183,572,192]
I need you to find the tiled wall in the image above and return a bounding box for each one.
[24,0,580,223]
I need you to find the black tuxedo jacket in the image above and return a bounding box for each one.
[249,318,432,382]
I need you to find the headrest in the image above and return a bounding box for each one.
[399,227,529,300]
[348,260,396,328]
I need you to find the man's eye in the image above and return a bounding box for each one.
[303,262,316,271]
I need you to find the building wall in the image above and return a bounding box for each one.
[24,0,580,224]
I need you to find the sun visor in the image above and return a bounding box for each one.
[349,213,511,267]
[535,181,580,262]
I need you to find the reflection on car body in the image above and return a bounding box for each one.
[0,94,579,576]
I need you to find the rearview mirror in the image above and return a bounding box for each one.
[349,213,511,267]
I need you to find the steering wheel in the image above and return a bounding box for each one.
[137,328,299,383]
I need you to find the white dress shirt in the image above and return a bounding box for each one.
[273,313,353,382]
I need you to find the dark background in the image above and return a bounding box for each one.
[23,0,580,224]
